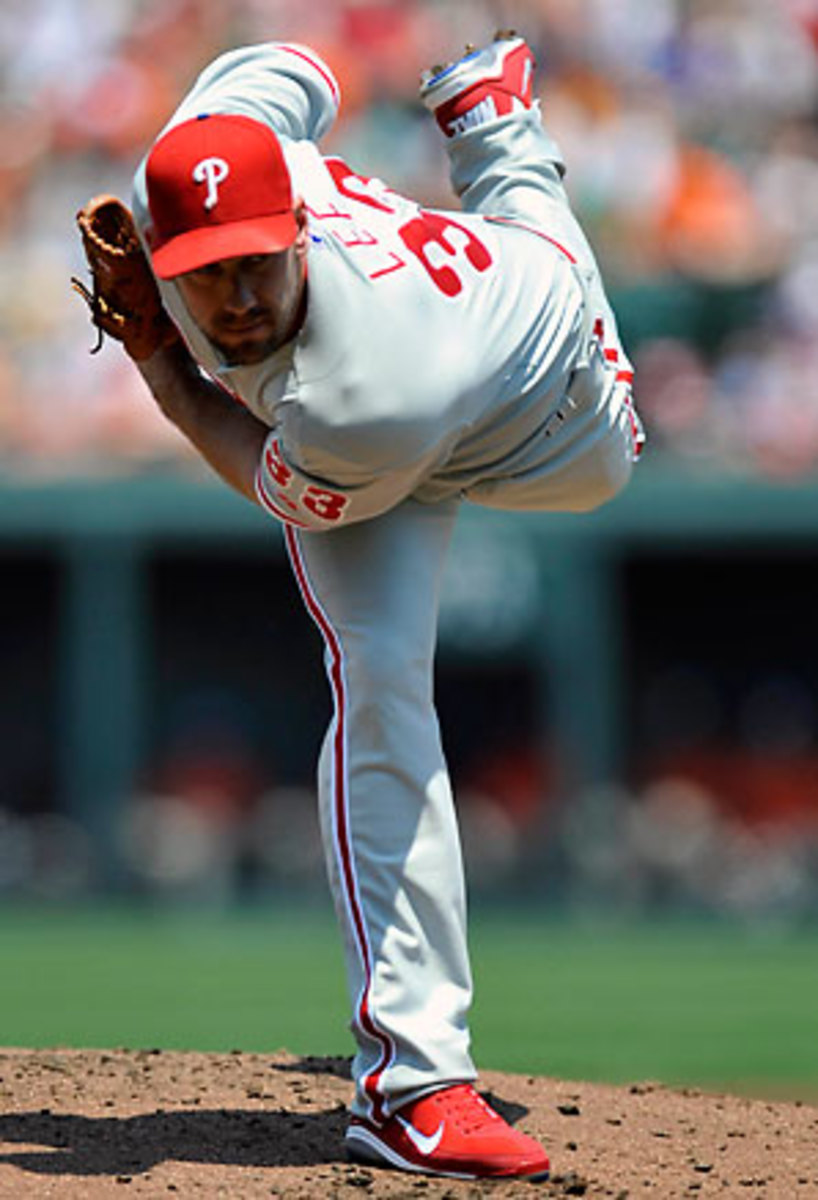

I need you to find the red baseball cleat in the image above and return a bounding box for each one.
[345,1082,550,1180]
[420,33,536,138]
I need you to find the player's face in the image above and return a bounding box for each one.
[176,201,309,365]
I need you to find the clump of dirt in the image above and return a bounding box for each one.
[0,1048,816,1197]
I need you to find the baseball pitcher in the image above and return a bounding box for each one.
[74,32,643,1182]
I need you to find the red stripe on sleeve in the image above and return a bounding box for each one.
[276,44,341,107]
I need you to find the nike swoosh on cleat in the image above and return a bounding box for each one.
[396,1115,445,1156]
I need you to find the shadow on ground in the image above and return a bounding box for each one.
[0,1053,529,1184]
[0,1105,348,1178]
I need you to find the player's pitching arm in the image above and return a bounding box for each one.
[137,337,437,532]
[135,338,438,533]
[71,201,425,531]
[71,195,428,533]
[136,340,267,505]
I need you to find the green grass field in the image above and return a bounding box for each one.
[2,904,816,1101]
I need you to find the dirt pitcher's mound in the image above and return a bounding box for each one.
[0,1048,816,1198]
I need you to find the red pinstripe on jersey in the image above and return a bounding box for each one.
[485,214,577,262]
[275,43,341,108]
[283,525,394,1124]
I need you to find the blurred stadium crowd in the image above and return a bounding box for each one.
[4,0,818,918]
[2,770,817,922]
[4,0,818,478]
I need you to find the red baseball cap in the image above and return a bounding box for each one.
[145,113,299,278]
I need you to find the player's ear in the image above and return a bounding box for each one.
[293,197,309,258]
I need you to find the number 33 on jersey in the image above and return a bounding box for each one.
[313,157,494,298]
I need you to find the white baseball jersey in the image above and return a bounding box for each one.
[132,44,640,534]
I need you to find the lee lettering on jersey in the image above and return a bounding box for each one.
[309,159,495,294]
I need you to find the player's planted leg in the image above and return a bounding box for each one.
[285,500,478,1127]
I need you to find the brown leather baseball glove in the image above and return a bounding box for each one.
[72,194,180,361]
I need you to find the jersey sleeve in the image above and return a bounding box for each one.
[254,429,439,533]
[165,42,340,144]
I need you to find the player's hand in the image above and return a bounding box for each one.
[72,194,180,361]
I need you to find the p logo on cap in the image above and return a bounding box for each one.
[145,113,299,279]
[192,156,230,210]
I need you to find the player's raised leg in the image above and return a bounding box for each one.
[420,32,596,273]
[421,30,644,493]
[420,33,536,139]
